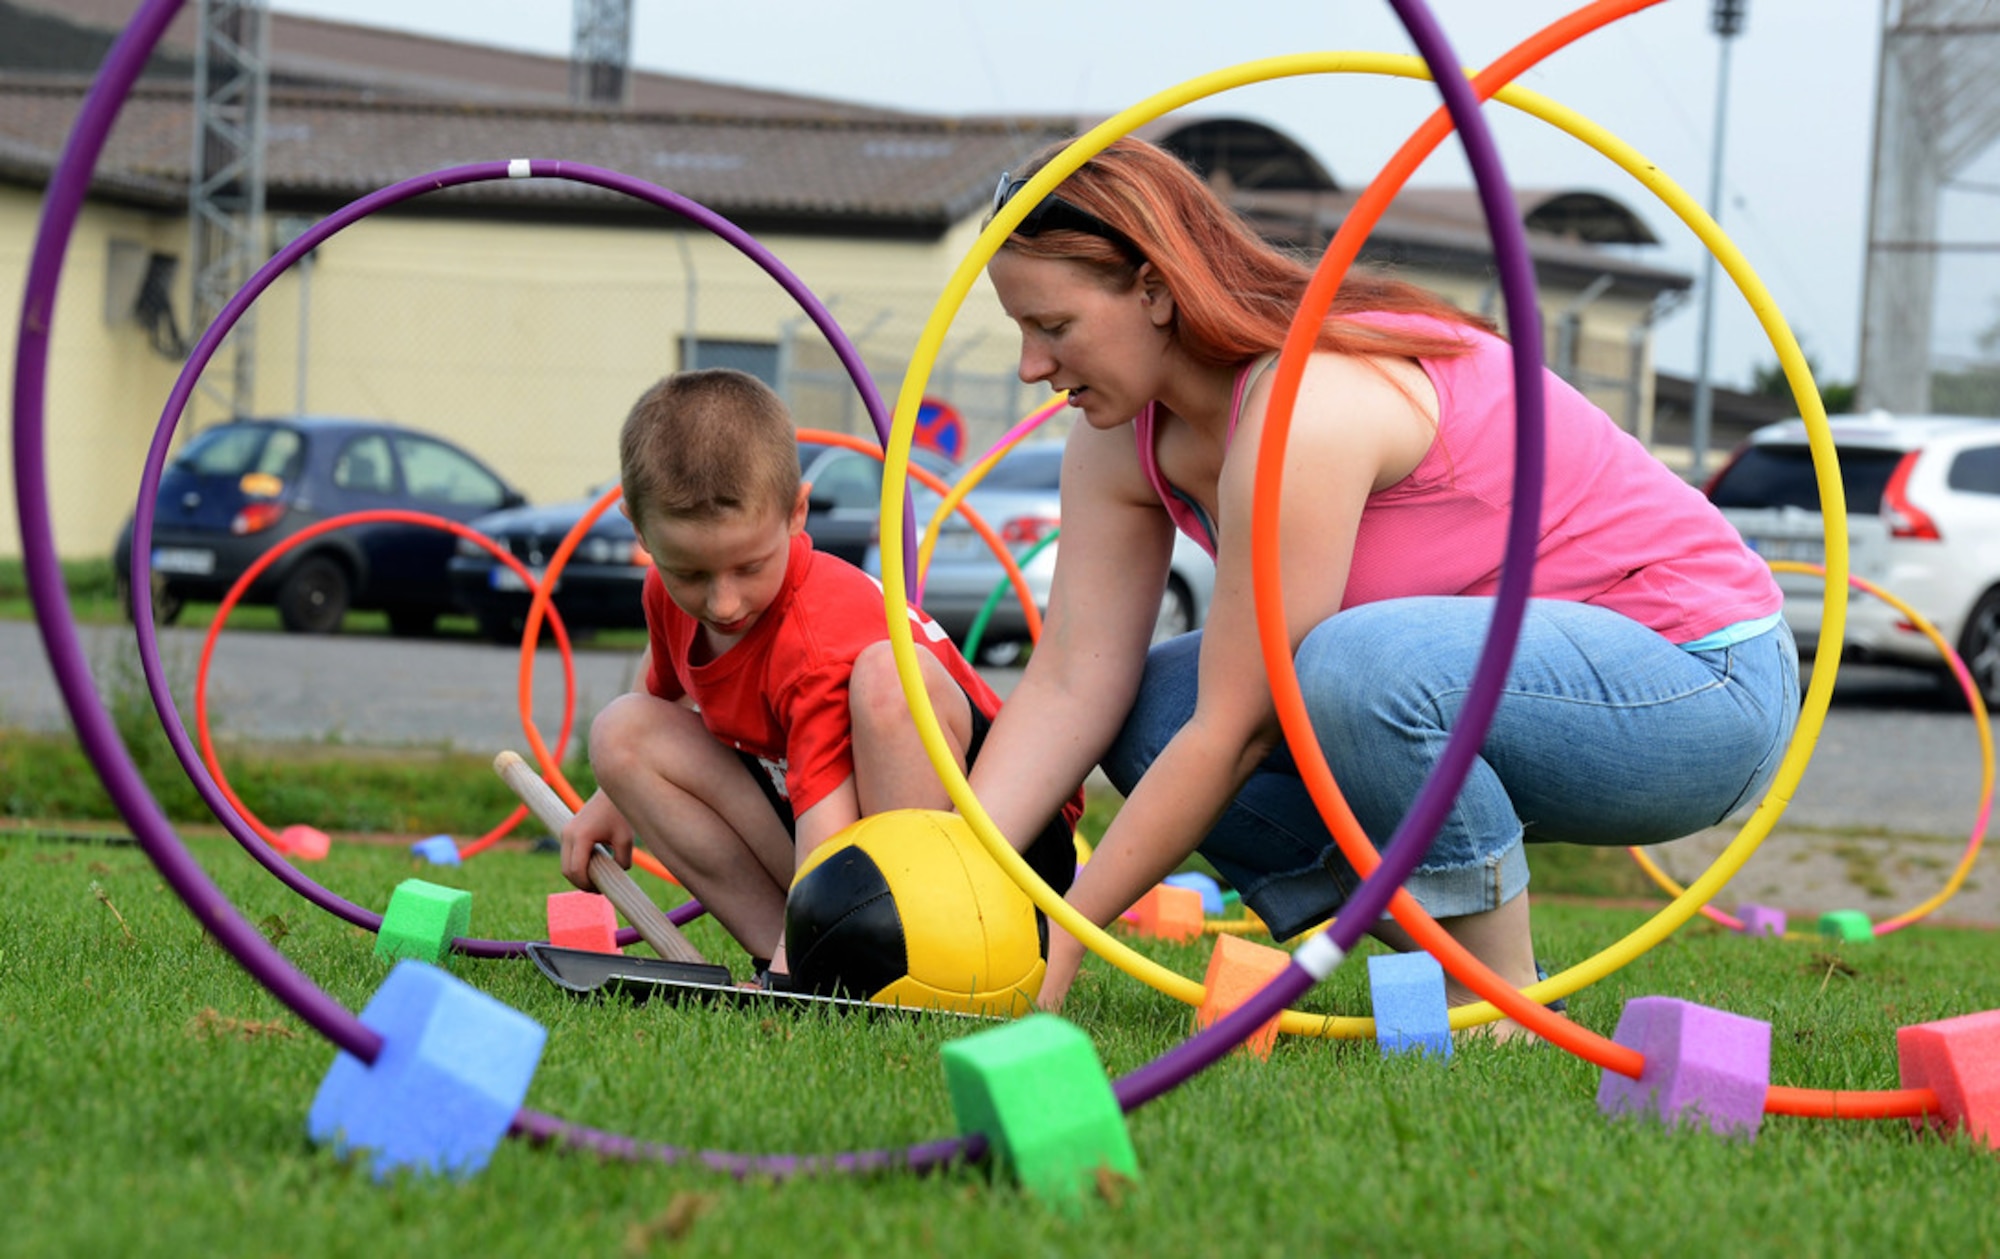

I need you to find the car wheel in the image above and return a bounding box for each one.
[1152,576,1195,645]
[976,638,1028,668]
[115,571,184,627]
[277,556,351,634]
[1957,588,2000,708]
[386,606,439,638]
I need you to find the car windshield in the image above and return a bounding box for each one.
[1708,444,1905,516]
[174,424,303,480]
[982,446,1064,491]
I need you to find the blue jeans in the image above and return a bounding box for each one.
[1100,598,1800,941]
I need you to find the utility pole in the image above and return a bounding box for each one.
[188,0,269,423]
[570,0,633,107]
[1690,0,1746,479]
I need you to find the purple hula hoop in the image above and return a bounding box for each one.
[124,157,907,956]
[1110,0,1547,1108]
[16,0,1543,1177]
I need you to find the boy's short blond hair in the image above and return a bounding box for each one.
[618,368,801,531]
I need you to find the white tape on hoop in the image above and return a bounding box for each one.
[507,159,532,179]
[1293,932,1345,981]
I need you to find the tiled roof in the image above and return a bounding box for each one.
[0,75,1075,232]
[1235,186,1692,293]
[0,0,1688,288]
[10,0,921,118]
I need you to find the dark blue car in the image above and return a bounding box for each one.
[113,416,525,635]
[447,439,958,644]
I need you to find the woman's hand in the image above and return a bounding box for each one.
[1037,923,1086,1011]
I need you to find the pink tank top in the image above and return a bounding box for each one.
[1132,311,1780,644]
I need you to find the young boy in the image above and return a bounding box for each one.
[559,368,1079,984]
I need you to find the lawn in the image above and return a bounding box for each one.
[5,816,2000,1257]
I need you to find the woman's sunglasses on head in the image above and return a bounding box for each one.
[992,172,1144,262]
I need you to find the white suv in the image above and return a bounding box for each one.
[1706,411,2000,703]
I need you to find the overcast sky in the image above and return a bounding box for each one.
[263,0,2000,394]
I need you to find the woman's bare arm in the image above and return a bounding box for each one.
[965,421,1176,850]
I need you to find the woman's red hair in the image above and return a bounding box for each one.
[996,137,1493,368]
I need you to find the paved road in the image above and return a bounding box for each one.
[1,620,1986,839]
[0,619,1018,764]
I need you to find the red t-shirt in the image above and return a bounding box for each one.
[642,534,1027,820]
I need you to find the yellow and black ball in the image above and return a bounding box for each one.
[785,809,1044,1017]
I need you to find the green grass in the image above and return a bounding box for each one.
[4,824,1999,1257]
[0,728,598,836]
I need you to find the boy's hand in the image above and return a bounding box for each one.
[560,790,634,891]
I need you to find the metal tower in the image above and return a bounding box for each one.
[187,0,270,421]
[1857,0,2000,412]
[571,0,633,107]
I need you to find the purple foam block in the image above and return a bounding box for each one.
[309,960,546,1178]
[410,835,462,867]
[1735,904,1787,938]
[1597,996,1770,1137]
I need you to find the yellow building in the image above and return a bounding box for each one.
[1,1,1689,562]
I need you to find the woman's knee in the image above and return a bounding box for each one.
[1102,632,1203,792]
[1296,605,1429,732]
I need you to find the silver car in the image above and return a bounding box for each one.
[1706,411,2000,703]
[872,441,1216,663]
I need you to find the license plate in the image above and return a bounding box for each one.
[934,530,981,558]
[152,547,214,575]
[490,566,553,593]
[1747,535,1825,565]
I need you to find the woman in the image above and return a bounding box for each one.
[963,138,1798,1029]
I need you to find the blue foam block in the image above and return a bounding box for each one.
[1368,951,1453,1059]
[1163,871,1225,916]
[411,835,462,866]
[309,960,546,1179]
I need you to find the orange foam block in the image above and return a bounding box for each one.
[1124,884,1205,942]
[275,824,331,861]
[1195,934,1293,1060]
[546,891,620,955]
[1899,1008,2000,1148]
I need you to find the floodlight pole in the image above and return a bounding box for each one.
[1690,0,1747,479]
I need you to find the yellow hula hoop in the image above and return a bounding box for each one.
[1629,561,1994,935]
[876,51,1848,1039]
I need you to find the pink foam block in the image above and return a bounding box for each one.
[1597,997,1771,1137]
[276,824,331,861]
[546,891,620,955]
[1898,1008,2000,1148]
[1735,904,1787,937]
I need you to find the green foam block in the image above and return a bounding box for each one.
[376,878,473,965]
[940,1013,1137,1207]
[1817,909,1875,944]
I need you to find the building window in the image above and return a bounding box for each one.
[681,338,779,385]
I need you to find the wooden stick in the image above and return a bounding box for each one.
[492,750,710,966]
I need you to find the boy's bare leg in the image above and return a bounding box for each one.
[846,641,975,815]
[589,693,796,961]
